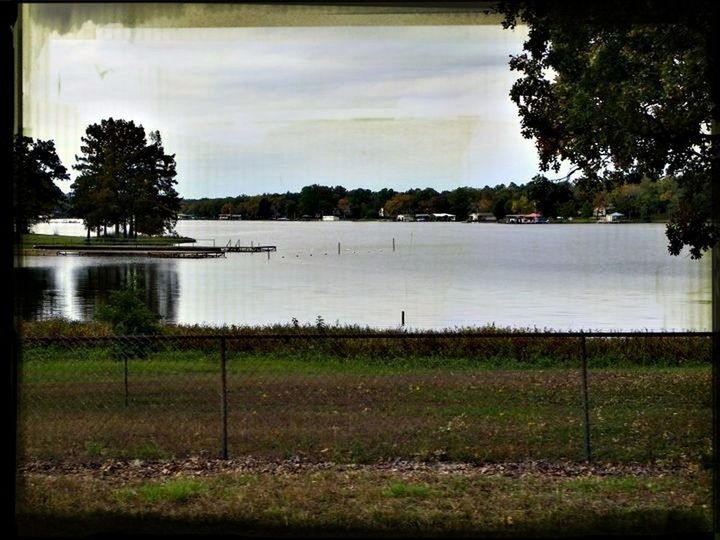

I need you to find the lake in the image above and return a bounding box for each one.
[21,220,711,331]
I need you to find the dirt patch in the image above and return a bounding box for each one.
[18,456,698,482]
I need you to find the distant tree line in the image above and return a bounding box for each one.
[12,123,684,238]
[181,174,682,222]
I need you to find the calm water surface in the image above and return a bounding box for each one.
[22,220,711,330]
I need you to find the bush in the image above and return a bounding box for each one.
[95,284,160,335]
[94,283,160,358]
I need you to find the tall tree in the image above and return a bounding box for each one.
[12,135,69,234]
[527,175,573,218]
[500,1,716,258]
[133,130,181,236]
[71,119,181,238]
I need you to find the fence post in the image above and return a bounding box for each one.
[579,332,592,462]
[220,336,229,460]
[123,355,129,407]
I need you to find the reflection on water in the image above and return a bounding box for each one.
[19,259,179,323]
[73,262,179,322]
[17,267,62,321]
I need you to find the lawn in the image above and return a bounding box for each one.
[19,232,196,248]
[17,347,712,465]
[16,340,713,536]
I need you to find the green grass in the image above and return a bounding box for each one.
[131,442,169,460]
[20,233,196,247]
[384,482,433,498]
[15,325,712,536]
[116,479,207,504]
[21,319,712,368]
[16,468,712,536]
[17,345,712,464]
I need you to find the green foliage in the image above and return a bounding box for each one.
[71,118,181,238]
[94,283,160,336]
[13,135,69,234]
[23,319,711,368]
[500,1,716,258]
[181,176,681,223]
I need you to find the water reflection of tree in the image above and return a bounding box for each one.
[73,262,178,323]
[17,267,62,320]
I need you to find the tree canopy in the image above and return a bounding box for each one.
[499,0,717,258]
[71,118,181,238]
[13,135,69,234]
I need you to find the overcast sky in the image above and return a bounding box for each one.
[26,23,569,199]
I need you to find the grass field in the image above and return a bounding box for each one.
[16,333,713,536]
[17,346,712,465]
[17,464,712,536]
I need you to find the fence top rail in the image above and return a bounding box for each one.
[20,331,715,343]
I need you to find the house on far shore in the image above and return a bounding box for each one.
[432,213,456,222]
[322,215,339,221]
[218,214,242,220]
[469,212,496,223]
[415,213,432,222]
[605,212,624,222]
[396,214,413,222]
[505,212,545,224]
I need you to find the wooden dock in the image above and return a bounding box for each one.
[55,250,226,259]
[35,242,278,258]
[226,245,277,253]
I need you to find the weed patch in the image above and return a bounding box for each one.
[384,482,433,498]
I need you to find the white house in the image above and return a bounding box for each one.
[606,212,624,222]
[322,215,339,221]
[469,212,496,222]
[432,213,456,221]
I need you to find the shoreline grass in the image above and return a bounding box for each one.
[20,318,712,368]
[19,233,196,248]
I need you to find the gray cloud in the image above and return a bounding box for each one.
[27,22,570,199]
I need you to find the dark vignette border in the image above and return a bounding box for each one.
[5,2,718,538]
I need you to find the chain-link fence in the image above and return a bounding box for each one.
[18,332,713,465]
